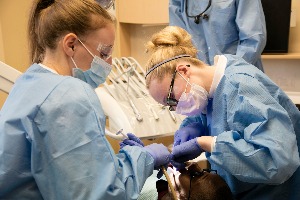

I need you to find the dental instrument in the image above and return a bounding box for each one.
[112,58,159,120]
[107,75,143,122]
[161,166,178,200]
[115,129,128,139]
[121,57,146,86]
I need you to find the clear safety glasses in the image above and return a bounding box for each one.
[166,70,178,111]
[96,0,115,10]
[97,44,114,61]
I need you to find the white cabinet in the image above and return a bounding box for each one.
[114,0,169,64]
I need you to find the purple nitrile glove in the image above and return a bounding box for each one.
[144,143,170,170]
[173,122,207,147]
[170,138,203,170]
[119,133,144,148]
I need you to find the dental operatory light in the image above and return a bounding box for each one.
[185,0,211,24]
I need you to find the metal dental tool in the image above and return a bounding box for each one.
[110,68,140,98]
[168,109,177,123]
[162,105,177,123]
[161,166,178,200]
[113,58,159,120]
[115,129,128,140]
[103,82,119,100]
[127,56,147,79]
[121,57,146,86]
[107,75,143,122]
[114,58,147,96]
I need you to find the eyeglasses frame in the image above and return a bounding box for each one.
[166,70,179,111]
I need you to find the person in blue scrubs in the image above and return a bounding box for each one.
[0,0,170,199]
[169,0,267,72]
[144,26,300,199]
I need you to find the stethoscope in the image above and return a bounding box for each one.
[185,0,212,24]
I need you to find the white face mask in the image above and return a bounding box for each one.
[175,73,208,116]
[71,39,112,88]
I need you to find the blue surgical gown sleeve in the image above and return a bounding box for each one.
[235,0,267,66]
[0,64,155,200]
[32,80,154,200]
[208,67,300,185]
[169,0,266,71]
[169,0,186,29]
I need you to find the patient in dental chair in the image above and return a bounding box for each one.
[157,162,233,200]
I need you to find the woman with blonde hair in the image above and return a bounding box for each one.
[144,26,300,199]
[0,0,170,199]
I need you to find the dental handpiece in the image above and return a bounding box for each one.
[115,129,128,140]
[168,109,177,123]
[128,98,143,122]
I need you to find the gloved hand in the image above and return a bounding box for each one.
[171,138,203,170]
[144,143,170,170]
[180,115,203,128]
[119,133,144,149]
[173,122,207,147]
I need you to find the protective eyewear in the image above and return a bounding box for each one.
[166,70,178,111]
[97,44,114,61]
[96,0,115,10]
[185,0,211,24]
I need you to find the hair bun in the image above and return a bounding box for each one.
[145,26,197,58]
[148,26,194,52]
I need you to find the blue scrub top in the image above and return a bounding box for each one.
[169,0,267,71]
[205,55,300,199]
[0,64,154,200]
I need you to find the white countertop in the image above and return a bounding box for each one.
[285,91,300,104]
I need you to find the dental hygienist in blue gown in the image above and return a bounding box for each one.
[169,0,266,72]
[144,26,300,199]
[0,0,170,199]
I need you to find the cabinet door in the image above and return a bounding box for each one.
[116,0,169,24]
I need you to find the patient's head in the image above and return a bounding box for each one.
[157,162,232,200]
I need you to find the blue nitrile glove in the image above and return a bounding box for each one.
[144,143,170,170]
[171,138,203,170]
[173,122,207,147]
[119,133,144,149]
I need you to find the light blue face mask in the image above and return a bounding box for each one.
[71,39,112,88]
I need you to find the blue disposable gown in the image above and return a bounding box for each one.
[0,64,154,200]
[203,55,300,199]
[169,0,267,71]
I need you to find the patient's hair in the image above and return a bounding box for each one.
[157,162,233,200]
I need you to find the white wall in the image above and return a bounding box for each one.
[0,20,4,61]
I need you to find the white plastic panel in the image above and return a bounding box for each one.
[0,61,22,94]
